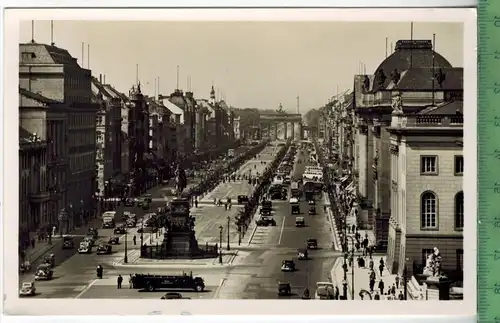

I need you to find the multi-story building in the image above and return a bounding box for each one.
[386,99,463,277]
[127,84,150,195]
[233,115,241,140]
[353,39,463,251]
[195,99,211,151]
[19,43,97,231]
[91,75,122,197]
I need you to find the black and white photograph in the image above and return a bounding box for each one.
[3,8,476,316]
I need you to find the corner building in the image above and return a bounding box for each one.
[19,43,98,230]
[386,101,463,277]
[353,39,463,253]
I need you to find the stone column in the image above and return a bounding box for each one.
[273,123,278,140]
[291,122,295,140]
[283,122,287,139]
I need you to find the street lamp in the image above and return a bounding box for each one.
[346,235,356,300]
[403,258,409,300]
[227,216,231,251]
[342,279,348,300]
[219,225,223,264]
[124,229,128,263]
[140,219,144,246]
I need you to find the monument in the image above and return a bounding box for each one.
[421,247,451,300]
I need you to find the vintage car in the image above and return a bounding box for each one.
[277,281,292,296]
[307,238,318,249]
[237,195,249,204]
[96,244,112,255]
[78,241,92,254]
[19,282,36,296]
[126,218,137,227]
[83,235,95,246]
[114,226,127,235]
[295,217,305,227]
[281,260,296,272]
[124,198,136,207]
[308,206,316,215]
[43,254,55,267]
[315,282,335,299]
[143,193,153,203]
[297,248,308,260]
[108,236,120,244]
[256,215,276,227]
[62,236,75,249]
[34,264,54,280]
[161,292,184,299]
[308,200,315,205]
[136,198,146,207]
[87,228,98,239]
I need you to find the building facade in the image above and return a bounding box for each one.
[386,99,463,277]
[353,39,463,251]
[19,43,97,231]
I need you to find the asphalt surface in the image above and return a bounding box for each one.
[215,148,340,299]
[18,176,206,299]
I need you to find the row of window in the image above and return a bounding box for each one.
[421,155,464,175]
[69,114,94,128]
[69,153,95,174]
[421,191,464,230]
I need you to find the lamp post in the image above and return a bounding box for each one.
[403,258,408,300]
[219,225,223,264]
[140,218,144,246]
[342,279,348,300]
[124,229,128,263]
[346,235,356,300]
[227,216,231,251]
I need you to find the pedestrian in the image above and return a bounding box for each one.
[374,291,380,300]
[52,225,57,237]
[369,278,375,293]
[195,198,198,208]
[379,263,384,277]
[391,284,396,296]
[224,202,228,211]
[369,258,374,271]
[398,290,404,300]
[334,286,340,300]
[380,257,385,267]
[133,235,137,246]
[117,274,123,289]
[378,279,385,295]
[129,274,133,288]
[395,275,400,289]
[352,224,356,232]
[31,237,35,249]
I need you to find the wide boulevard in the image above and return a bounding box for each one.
[20,142,342,300]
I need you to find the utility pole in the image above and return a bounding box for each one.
[219,226,223,264]
[227,216,231,251]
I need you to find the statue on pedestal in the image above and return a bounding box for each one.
[423,247,443,277]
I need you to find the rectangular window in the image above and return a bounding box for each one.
[456,249,463,271]
[421,248,434,266]
[454,155,464,175]
[420,156,438,175]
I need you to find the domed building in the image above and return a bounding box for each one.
[352,39,463,283]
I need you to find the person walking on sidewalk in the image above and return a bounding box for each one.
[117,274,123,289]
[395,275,400,289]
[391,284,396,296]
[133,235,136,246]
[378,279,385,295]
[374,291,380,300]
[369,258,374,271]
[369,277,375,293]
[379,262,384,277]
[398,290,404,300]
[129,274,133,288]
[195,198,198,208]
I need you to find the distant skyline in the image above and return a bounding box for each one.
[20,21,463,113]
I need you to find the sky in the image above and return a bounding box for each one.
[20,21,463,113]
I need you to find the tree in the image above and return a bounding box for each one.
[304,108,321,128]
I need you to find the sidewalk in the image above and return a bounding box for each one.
[330,255,405,300]
[322,194,342,251]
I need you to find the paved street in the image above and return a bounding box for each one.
[215,147,341,299]
[199,145,278,204]
[18,176,201,298]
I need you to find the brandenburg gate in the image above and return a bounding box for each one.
[259,104,303,140]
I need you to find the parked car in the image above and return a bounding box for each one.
[78,241,92,254]
[114,226,127,235]
[295,217,305,227]
[34,264,53,280]
[108,236,120,244]
[124,198,136,207]
[19,281,36,297]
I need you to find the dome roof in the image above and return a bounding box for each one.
[372,40,453,91]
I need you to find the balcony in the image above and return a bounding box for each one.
[29,190,51,203]
[391,115,463,128]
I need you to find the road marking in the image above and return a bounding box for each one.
[213,278,227,299]
[278,212,286,245]
[75,279,98,299]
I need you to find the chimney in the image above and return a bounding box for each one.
[99,74,102,83]
[103,75,106,84]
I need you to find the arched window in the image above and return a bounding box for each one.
[455,191,464,230]
[421,192,437,229]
